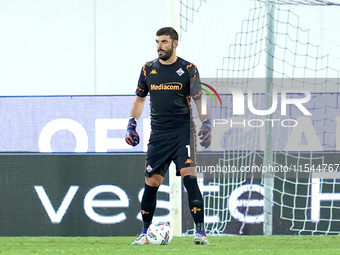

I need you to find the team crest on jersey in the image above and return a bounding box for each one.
[150,69,157,74]
[176,68,185,76]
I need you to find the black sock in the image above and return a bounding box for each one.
[183,175,204,227]
[141,184,159,228]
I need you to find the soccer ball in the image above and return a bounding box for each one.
[147,222,173,245]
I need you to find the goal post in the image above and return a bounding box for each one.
[263,3,275,236]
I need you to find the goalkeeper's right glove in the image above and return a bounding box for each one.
[198,119,211,148]
[125,117,140,146]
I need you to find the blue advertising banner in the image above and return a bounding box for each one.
[0,96,149,152]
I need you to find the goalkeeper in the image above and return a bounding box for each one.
[125,27,211,245]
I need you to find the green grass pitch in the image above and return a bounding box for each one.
[0,236,340,255]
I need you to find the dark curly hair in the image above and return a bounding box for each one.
[156,27,178,41]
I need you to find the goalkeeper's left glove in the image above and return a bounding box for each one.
[198,119,211,148]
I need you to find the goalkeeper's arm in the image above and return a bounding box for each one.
[125,96,146,146]
[194,98,210,123]
[130,96,146,120]
[194,98,211,148]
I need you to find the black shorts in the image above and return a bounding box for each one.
[145,129,197,177]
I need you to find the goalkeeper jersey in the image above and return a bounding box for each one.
[135,57,202,131]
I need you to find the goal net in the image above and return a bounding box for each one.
[180,0,340,235]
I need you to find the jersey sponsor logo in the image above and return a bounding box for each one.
[150,69,158,74]
[176,68,185,76]
[150,82,183,91]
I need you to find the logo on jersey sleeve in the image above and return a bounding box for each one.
[176,68,185,76]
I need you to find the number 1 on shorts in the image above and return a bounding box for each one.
[186,145,191,157]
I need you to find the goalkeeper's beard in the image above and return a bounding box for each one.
[158,47,174,61]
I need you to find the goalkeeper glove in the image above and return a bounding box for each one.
[198,119,211,148]
[125,117,140,146]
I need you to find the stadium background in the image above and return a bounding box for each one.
[1,0,340,236]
